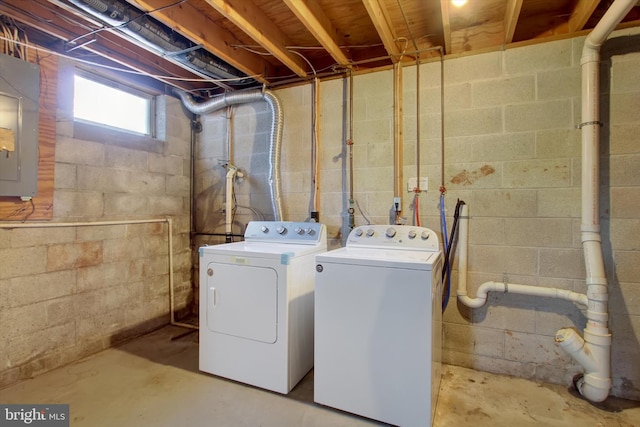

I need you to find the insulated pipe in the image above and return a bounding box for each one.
[175,88,284,221]
[0,219,197,330]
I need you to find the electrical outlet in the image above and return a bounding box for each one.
[407,177,428,192]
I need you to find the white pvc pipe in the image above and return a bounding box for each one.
[456,204,469,300]
[225,165,238,239]
[459,281,588,309]
[455,0,637,403]
[456,205,587,308]
[0,218,197,330]
[558,0,637,403]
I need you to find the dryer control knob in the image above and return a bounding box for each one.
[421,231,430,240]
[355,229,364,237]
[306,228,316,235]
[276,225,287,235]
[366,229,375,237]
[386,227,397,238]
[408,230,417,239]
[261,226,269,233]
[295,227,304,235]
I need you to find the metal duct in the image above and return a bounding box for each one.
[67,0,254,85]
[175,88,284,221]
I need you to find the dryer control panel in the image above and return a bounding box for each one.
[244,221,327,244]
[346,225,439,251]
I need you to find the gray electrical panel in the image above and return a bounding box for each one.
[0,53,40,198]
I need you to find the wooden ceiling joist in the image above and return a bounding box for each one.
[362,0,402,61]
[569,0,601,33]
[504,0,523,44]
[203,0,310,78]
[439,0,452,54]
[283,0,350,66]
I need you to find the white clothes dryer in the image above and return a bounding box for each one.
[199,221,327,394]
[314,224,443,427]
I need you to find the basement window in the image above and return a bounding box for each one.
[73,72,155,137]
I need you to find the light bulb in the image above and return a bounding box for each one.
[452,0,467,7]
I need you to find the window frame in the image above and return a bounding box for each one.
[66,64,167,154]
[73,69,157,138]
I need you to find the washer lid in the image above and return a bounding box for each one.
[316,246,441,270]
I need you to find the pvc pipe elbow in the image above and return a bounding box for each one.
[457,292,487,309]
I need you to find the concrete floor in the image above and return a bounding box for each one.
[1,325,639,427]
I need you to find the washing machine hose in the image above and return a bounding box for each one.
[441,199,465,311]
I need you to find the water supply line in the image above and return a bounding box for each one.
[456,0,636,402]
[347,69,355,231]
[393,61,404,224]
[175,88,284,221]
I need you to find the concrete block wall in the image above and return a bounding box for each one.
[0,58,193,389]
[194,28,639,400]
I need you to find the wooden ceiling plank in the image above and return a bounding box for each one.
[126,0,271,84]
[568,0,600,33]
[361,0,401,60]
[504,0,523,43]
[283,0,350,66]
[203,0,309,78]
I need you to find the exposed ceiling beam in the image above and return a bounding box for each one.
[203,0,309,78]
[504,0,523,43]
[361,0,401,61]
[439,0,452,54]
[126,0,272,84]
[283,0,350,66]
[0,0,204,92]
[568,0,600,33]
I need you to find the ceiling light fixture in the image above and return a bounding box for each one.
[452,0,468,7]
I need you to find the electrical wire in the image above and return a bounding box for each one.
[0,34,261,84]
[66,0,189,47]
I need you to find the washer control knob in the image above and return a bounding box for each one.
[354,229,364,237]
[306,228,316,235]
[295,227,304,235]
[421,231,430,240]
[261,226,269,233]
[366,229,375,237]
[276,225,287,235]
[408,230,417,239]
[386,227,397,238]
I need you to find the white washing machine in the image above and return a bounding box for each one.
[314,224,443,427]
[199,221,327,394]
